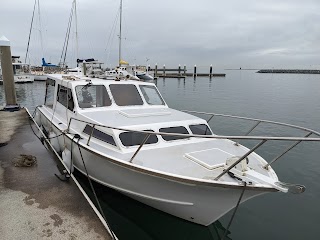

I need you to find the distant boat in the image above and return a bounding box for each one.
[0,56,34,83]
[42,58,58,67]
[105,65,139,80]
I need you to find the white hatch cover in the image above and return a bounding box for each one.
[185,148,234,170]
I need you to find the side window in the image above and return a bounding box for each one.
[83,125,116,146]
[119,131,158,147]
[57,85,74,111]
[159,126,189,141]
[45,78,55,108]
[189,124,212,135]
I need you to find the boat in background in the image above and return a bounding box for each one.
[134,65,154,81]
[0,56,34,83]
[105,65,139,80]
[68,58,106,78]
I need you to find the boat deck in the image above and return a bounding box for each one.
[124,138,269,182]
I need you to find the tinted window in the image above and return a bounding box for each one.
[83,125,116,146]
[76,85,111,108]
[139,85,165,105]
[109,84,143,106]
[159,126,189,141]
[120,131,158,146]
[45,79,55,108]
[57,85,74,111]
[189,124,212,135]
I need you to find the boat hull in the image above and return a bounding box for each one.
[39,112,269,226]
[14,75,34,83]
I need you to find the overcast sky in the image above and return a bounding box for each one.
[1,0,320,69]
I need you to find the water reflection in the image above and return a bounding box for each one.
[0,82,45,112]
[74,170,231,240]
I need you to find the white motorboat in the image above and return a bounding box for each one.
[68,59,106,78]
[0,56,34,83]
[135,69,154,81]
[34,74,320,226]
[105,66,139,80]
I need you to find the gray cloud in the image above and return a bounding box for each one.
[1,0,319,69]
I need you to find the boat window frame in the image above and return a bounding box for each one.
[56,84,74,111]
[75,84,112,109]
[109,84,144,106]
[159,126,190,141]
[139,85,165,106]
[119,130,159,147]
[189,124,212,135]
[82,125,117,146]
[44,78,56,108]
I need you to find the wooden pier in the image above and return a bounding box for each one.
[149,64,226,78]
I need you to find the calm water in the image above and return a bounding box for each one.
[1,70,319,239]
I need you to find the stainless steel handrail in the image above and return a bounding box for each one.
[182,110,320,137]
[66,112,320,180]
[67,117,320,141]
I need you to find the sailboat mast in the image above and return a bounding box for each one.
[119,0,122,66]
[37,0,44,58]
[74,0,79,61]
[25,0,37,63]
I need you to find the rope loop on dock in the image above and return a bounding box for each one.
[12,154,37,167]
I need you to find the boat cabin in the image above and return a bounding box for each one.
[42,74,212,153]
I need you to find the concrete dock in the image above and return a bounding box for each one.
[0,109,114,239]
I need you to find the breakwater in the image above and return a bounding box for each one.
[257,69,320,74]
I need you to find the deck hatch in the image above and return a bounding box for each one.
[185,148,234,170]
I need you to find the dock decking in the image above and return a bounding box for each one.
[0,109,114,239]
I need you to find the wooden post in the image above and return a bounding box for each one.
[183,65,186,76]
[154,63,157,77]
[178,64,181,76]
[82,62,87,76]
[163,64,166,76]
[193,65,197,78]
[0,36,18,110]
[209,64,213,77]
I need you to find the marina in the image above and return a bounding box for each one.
[1,63,319,239]
[2,0,320,239]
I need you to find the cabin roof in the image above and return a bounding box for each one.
[48,74,154,87]
[80,108,204,128]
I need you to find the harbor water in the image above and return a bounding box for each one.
[1,70,319,239]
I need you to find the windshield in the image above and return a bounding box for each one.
[109,84,143,106]
[76,85,112,108]
[139,85,165,105]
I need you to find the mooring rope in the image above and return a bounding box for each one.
[76,137,117,240]
[12,154,37,167]
[221,182,247,240]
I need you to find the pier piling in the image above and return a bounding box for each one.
[0,36,18,110]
